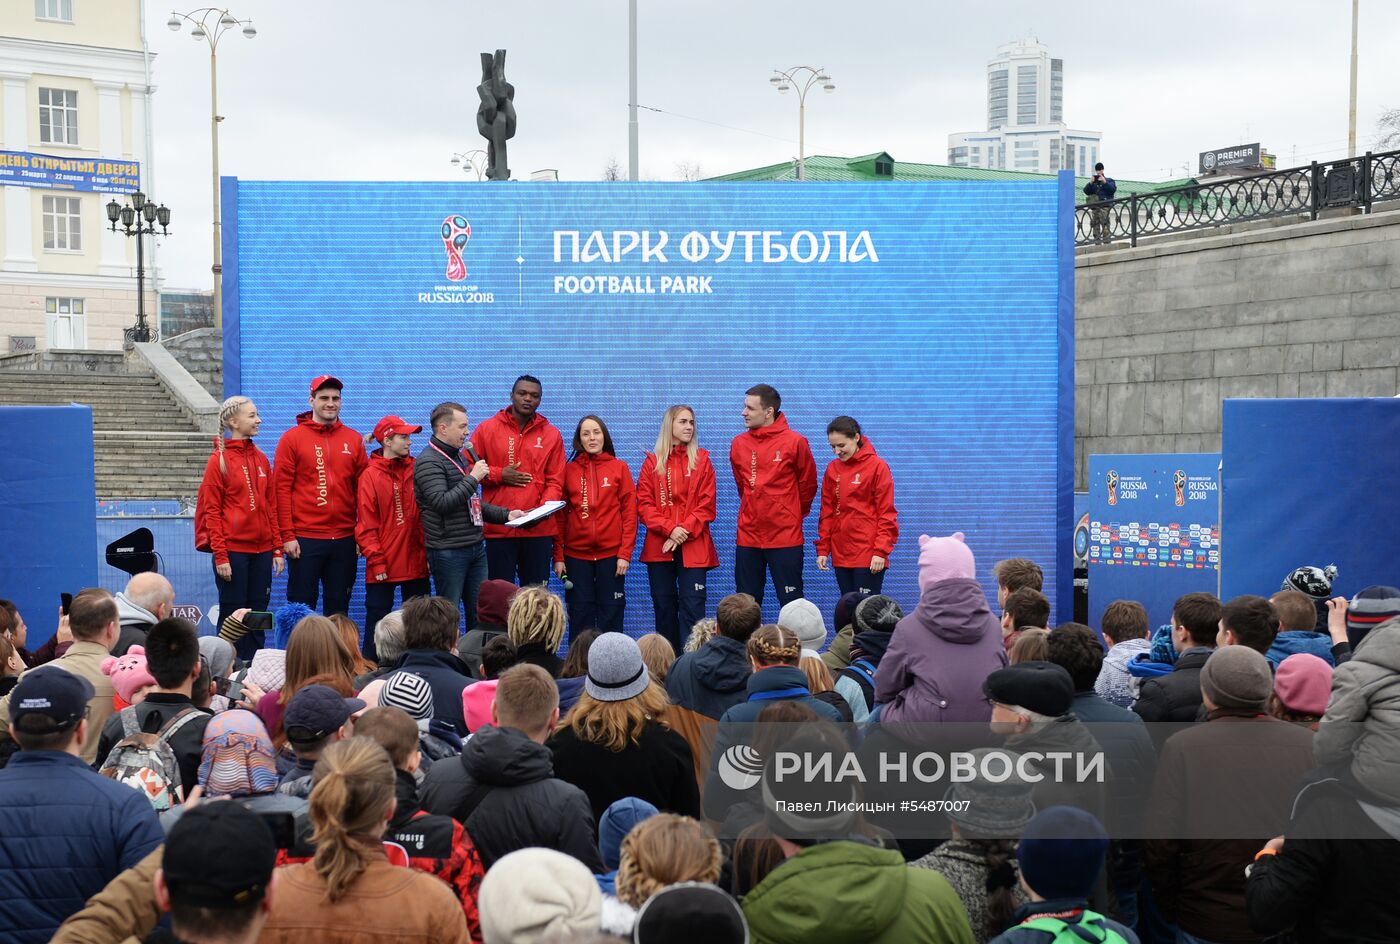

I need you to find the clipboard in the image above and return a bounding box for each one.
[504,500,566,528]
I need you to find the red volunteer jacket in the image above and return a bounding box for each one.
[273,412,367,541]
[474,408,566,539]
[814,438,899,567]
[554,452,638,563]
[356,450,430,583]
[636,444,720,569]
[729,414,818,549]
[194,438,282,565]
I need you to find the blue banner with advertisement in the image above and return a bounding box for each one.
[1088,454,1220,634]
[0,149,139,194]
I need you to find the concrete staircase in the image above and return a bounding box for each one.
[0,359,211,500]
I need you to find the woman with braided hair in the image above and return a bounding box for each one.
[260,737,469,942]
[196,396,283,658]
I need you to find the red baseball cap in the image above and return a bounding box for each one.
[374,415,423,443]
[309,375,343,396]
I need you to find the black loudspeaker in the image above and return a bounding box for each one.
[105,527,160,576]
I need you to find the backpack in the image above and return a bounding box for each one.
[1019,911,1129,944]
[839,658,878,710]
[99,705,203,811]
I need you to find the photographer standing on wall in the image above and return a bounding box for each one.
[1083,162,1117,245]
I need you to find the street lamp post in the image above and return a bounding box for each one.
[770,66,836,181]
[167,8,256,332]
[106,192,172,344]
[450,150,489,181]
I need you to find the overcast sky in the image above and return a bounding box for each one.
[141,0,1400,288]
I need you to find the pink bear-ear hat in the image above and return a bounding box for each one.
[917,530,976,592]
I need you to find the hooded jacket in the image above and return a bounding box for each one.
[1315,617,1400,804]
[637,444,720,568]
[111,593,161,659]
[554,451,638,563]
[414,435,510,551]
[729,414,818,549]
[596,797,659,895]
[356,450,429,583]
[666,634,752,720]
[273,411,367,540]
[195,437,282,565]
[873,578,1007,724]
[472,407,566,540]
[418,723,604,872]
[1132,646,1214,725]
[742,840,976,944]
[1266,629,1336,668]
[815,438,898,568]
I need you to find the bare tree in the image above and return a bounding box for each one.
[1376,108,1400,150]
[674,160,705,181]
[601,157,623,181]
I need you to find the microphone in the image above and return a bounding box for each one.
[464,441,481,464]
[559,570,574,591]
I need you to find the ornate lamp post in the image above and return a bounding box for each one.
[106,192,172,344]
[166,7,257,331]
[770,66,836,181]
[450,150,489,181]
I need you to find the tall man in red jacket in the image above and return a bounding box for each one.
[473,375,566,586]
[274,376,368,617]
[730,384,817,609]
[357,415,432,661]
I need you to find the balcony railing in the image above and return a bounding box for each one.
[1076,149,1400,247]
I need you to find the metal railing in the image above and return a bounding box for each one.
[1076,149,1400,247]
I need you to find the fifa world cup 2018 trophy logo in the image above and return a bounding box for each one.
[442,216,471,282]
[1174,469,1187,507]
[1106,470,1119,506]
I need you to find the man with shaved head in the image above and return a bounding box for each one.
[113,572,176,657]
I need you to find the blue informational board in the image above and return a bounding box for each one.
[1222,398,1400,601]
[0,149,139,193]
[1087,454,1220,632]
[223,176,1076,633]
[0,406,98,645]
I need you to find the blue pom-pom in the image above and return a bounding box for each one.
[273,602,314,650]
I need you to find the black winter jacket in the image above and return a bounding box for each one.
[413,436,509,550]
[1246,777,1400,944]
[419,723,604,871]
[549,719,700,822]
[1132,647,1213,726]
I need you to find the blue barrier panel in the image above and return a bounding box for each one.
[1087,454,1220,632]
[1222,398,1400,600]
[0,405,97,645]
[224,177,1076,631]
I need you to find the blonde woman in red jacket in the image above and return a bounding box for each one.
[815,415,899,596]
[637,405,719,650]
[553,415,637,637]
[196,395,283,658]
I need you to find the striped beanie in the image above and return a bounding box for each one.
[381,672,434,721]
[1282,564,1338,600]
[1347,586,1400,650]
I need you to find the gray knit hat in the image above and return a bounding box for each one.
[779,598,827,652]
[381,671,434,721]
[944,748,1037,837]
[585,633,651,702]
[1200,646,1271,711]
[853,595,904,635]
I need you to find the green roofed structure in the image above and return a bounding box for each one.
[706,151,1196,205]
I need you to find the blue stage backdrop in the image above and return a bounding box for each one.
[1222,398,1400,602]
[223,177,1076,635]
[1087,454,1220,633]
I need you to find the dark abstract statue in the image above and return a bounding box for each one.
[476,49,516,181]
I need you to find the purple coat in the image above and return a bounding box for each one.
[873,577,1007,723]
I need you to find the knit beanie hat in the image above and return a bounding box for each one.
[477,579,519,628]
[833,591,869,633]
[778,599,827,652]
[1017,806,1109,900]
[599,796,660,872]
[945,747,1037,838]
[273,602,313,650]
[853,595,904,635]
[1282,564,1338,600]
[461,679,498,733]
[1273,653,1333,716]
[479,848,602,944]
[918,532,975,592]
[1346,585,1400,650]
[100,645,157,707]
[633,883,749,944]
[586,633,651,702]
[381,672,434,721]
[1200,645,1272,711]
[1148,623,1179,666]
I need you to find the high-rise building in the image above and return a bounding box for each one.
[948,37,1102,176]
[0,0,156,352]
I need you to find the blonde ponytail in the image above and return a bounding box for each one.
[308,737,396,903]
[217,396,253,476]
